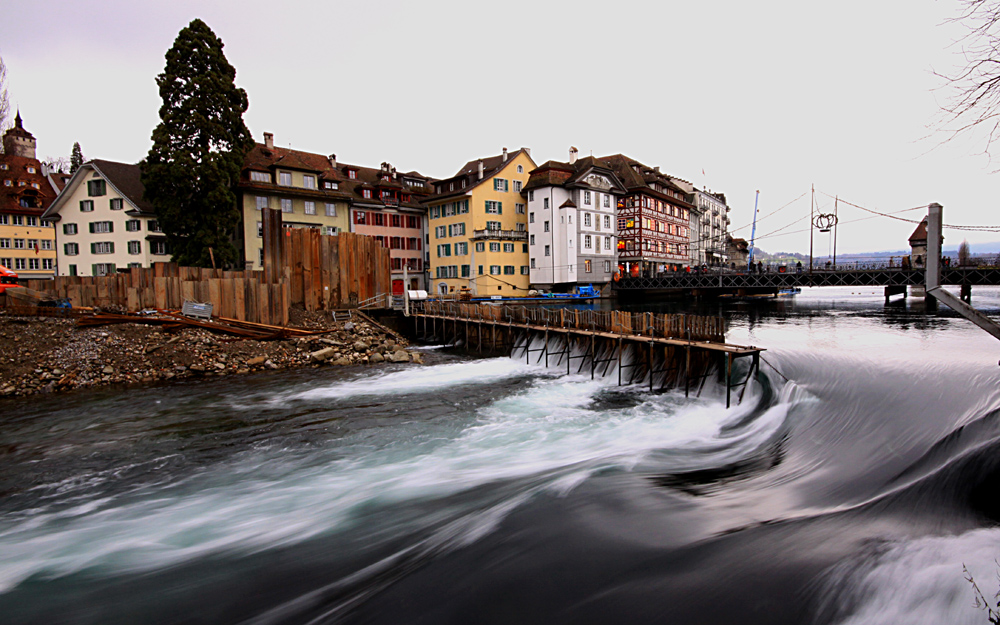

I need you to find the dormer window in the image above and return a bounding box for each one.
[303,175,316,189]
[348,169,358,179]
[381,174,390,181]
[324,181,339,190]
[362,189,372,199]
[26,166,36,174]
[278,172,292,186]
[250,171,270,183]
[0,164,7,170]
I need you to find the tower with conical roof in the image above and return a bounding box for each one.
[2,111,37,159]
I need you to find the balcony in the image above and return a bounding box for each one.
[472,229,528,241]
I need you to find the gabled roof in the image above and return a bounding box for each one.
[909,220,928,244]
[0,152,59,215]
[523,155,626,194]
[426,148,536,203]
[41,159,154,221]
[599,154,695,207]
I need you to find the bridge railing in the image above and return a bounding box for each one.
[412,301,726,342]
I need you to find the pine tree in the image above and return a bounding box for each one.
[69,142,84,173]
[141,19,252,268]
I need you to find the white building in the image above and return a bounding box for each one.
[523,148,626,290]
[674,180,731,267]
[41,160,168,276]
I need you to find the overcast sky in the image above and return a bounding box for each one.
[2,0,997,254]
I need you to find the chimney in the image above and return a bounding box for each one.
[477,159,484,180]
[264,132,274,150]
[328,154,337,168]
[522,147,531,157]
[653,166,660,173]
[569,146,579,165]
[502,147,508,162]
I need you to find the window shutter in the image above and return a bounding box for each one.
[498,202,502,215]
[109,242,115,254]
[108,222,114,233]
[91,264,97,276]
[90,242,96,254]
[89,222,95,233]
[504,180,509,192]
[110,263,116,272]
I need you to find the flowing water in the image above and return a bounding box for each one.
[3,286,1000,624]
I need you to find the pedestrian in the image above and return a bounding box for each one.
[796,261,802,274]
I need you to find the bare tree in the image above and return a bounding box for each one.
[938,1,1000,162]
[42,156,69,174]
[0,55,9,148]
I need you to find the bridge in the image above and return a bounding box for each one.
[614,265,1000,301]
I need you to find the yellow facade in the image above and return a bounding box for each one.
[428,151,533,296]
[0,219,57,278]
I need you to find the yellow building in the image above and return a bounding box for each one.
[425,148,535,296]
[0,113,59,278]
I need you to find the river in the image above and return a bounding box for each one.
[2,286,1000,624]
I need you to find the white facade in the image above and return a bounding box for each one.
[42,162,166,276]
[527,167,621,288]
[675,180,730,267]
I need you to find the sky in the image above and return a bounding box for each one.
[1,0,998,255]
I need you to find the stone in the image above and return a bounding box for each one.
[343,321,356,331]
[246,356,267,366]
[384,339,396,349]
[189,364,206,373]
[410,352,423,364]
[332,357,351,366]
[102,366,115,375]
[310,347,337,362]
[51,369,64,376]
[319,338,343,346]
[174,365,187,372]
[214,362,226,370]
[353,341,369,353]
[390,350,410,363]
[370,352,384,363]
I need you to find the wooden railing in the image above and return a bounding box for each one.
[413,301,726,342]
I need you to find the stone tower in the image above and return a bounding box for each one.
[2,111,37,159]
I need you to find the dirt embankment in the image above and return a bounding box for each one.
[0,309,421,398]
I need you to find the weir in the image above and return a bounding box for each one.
[410,302,764,408]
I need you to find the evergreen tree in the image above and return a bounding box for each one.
[69,142,84,173]
[141,19,252,268]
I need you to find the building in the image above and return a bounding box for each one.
[673,181,730,268]
[909,219,928,268]
[236,132,433,291]
[0,113,59,278]
[600,154,695,277]
[424,148,535,296]
[726,235,749,268]
[523,148,625,290]
[41,160,167,276]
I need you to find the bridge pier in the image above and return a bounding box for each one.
[961,284,972,303]
[884,284,907,303]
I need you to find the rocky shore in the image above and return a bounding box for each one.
[0,309,421,398]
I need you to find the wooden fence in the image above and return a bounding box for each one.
[415,301,727,343]
[11,210,393,324]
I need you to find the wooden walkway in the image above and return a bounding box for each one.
[411,302,764,407]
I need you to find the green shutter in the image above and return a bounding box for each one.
[503,180,509,192]
[498,202,502,215]
[108,222,114,233]
[109,242,114,254]
[89,222,95,233]
[90,242,96,254]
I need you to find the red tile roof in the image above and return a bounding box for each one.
[0,153,57,216]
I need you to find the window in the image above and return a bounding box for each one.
[529,212,535,223]
[584,191,591,205]
[64,242,79,255]
[523,244,528,253]
[11,215,22,226]
[354,211,367,225]
[485,201,502,214]
[256,196,268,210]
[26,239,38,251]
[544,221,550,232]
[406,216,419,228]
[604,195,610,208]
[585,259,592,273]
[348,169,358,179]
[324,226,339,236]
[250,171,270,183]
[448,223,465,236]
[324,181,339,190]
[13,239,24,249]
[605,236,612,250]
[475,242,485,252]
[80,200,94,212]
[544,245,550,257]
[513,180,522,193]
[517,165,523,173]
[486,221,501,231]
[407,237,420,250]
[455,242,468,255]
[490,265,501,275]
[63,223,78,235]
[516,203,525,214]
[604,260,611,273]
[128,240,141,255]
[618,218,627,230]
[40,240,52,250]
[325,203,337,217]
[521,266,529,275]
[544,198,549,209]
[493,178,508,192]
[87,180,106,196]
[303,175,316,189]
[257,221,263,238]
[478,265,484,275]
[585,235,592,249]
[461,265,471,278]
[604,215,611,229]
[150,240,168,255]
[279,172,292,186]
[584,213,592,227]
[14,258,25,270]
[304,201,316,215]
[89,221,113,234]
[504,265,514,275]
[0,215,5,225]
[362,189,372,199]
[28,258,39,270]
[503,243,514,252]
[27,216,37,226]
[530,258,536,269]
[110,198,124,210]
[92,263,115,276]
[0,238,9,249]
[516,223,525,232]
[489,242,500,252]
[92,242,114,254]
[389,237,402,249]
[42,258,53,270]
[126,220,141,232]
[281,198,292,213]
[435,225,446,238]
[437,244,452,257]
[148,220,162,232]
[68,264,77,276]
[529,234,535,245]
